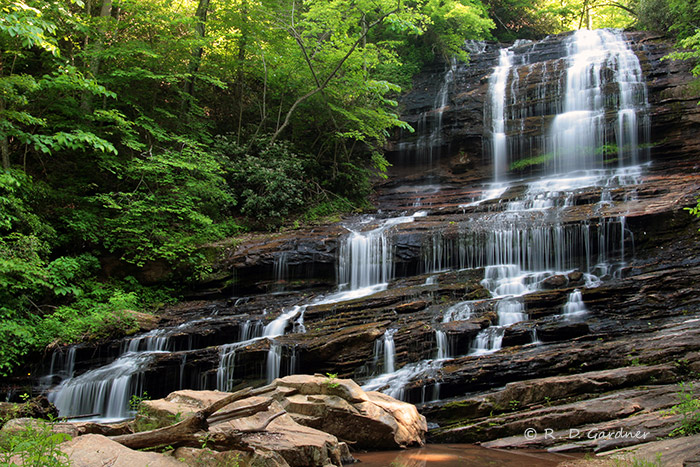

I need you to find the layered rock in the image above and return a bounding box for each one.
[140,374,426,454]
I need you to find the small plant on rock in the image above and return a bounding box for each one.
[324,373,340,389]
[668,382,700,437]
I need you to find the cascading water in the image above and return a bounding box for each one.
[563,289,587,317]
[489,47,514,181]
[39,29,654,416]
[395,59,458,166]
[50,352,159,420]
[338,212,426,291]
[549,29,649,173]
[383,329,397,374]
[260,211,432,386]
[366,29,651,401]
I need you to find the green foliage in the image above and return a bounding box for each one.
[667,32,700,77]
[324,372,340,389]
[304,197,360,224]
[509,153,554,171]
[611,453,663,467]
[0,419,71,467]
[226,139,308,228]
[90,141,238,273]
[422,0,495,60]
[642,0,700,77]
[668,382,700,437]
[685,198,700,232]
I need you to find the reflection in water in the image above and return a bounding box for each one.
[354,444,581,467]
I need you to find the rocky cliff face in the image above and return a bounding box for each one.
[27,30,700,457]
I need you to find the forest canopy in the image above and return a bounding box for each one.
[0,0,696,375]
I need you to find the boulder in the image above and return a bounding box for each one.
[275,375,426,449]
[541,274,569,289]
[212,406,347,467]
[60,434,184,467]
[137,375,425,464]
[173,446,290,467]
[1,417,78,438]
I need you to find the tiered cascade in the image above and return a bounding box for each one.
[39,29,657,418]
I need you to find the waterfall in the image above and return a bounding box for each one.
[49,328,175,420]
[338,212,426,291]
[471,327,505,355]
[383,329,397,374]
[396,59,458,165]
[435,330,449,360]
[40,346,76,388]
[443,302,472,322]
[563,289,587,317]
[489,48,514,182]
[273,251,289,290]
[549,29,649,173]
[263,305,305,383]
[50,352,156,420]
[38,29,656,415]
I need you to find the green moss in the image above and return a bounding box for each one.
[509,153,554,171]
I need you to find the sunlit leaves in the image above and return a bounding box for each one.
[0,1,59,56]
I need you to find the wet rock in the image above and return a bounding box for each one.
[422,364,678,426]
[541,275,569,289]
[567,271,584,285]
[430,381,687,447]
[395,300,429,314]
[535,320,590,342]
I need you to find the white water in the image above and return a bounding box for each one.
[383,329,397,373]
[549,29,650,173]
[362,360,443,400]
[50,352,159,421]
[563,289,587,317]
[43,29,653,412]
[395,60,458,164]
[338,211,426,290]
[490,48,514,182]
[435,330,449,360]
[40,346,76,388]
[366,29,651,399]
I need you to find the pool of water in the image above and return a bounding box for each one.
[353,444,581,466]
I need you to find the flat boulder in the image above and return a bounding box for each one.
[61,434,184,467]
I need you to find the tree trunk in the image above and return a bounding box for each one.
[110,385,281,451]
[270,8,397,143]
[81,0,112,112]
[183,0,211,111]
[1,97,10,169]
[235,0,248,142]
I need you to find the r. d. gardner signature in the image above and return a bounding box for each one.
[523,427,650,441]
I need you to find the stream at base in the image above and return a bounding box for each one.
[354,444,582,466]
